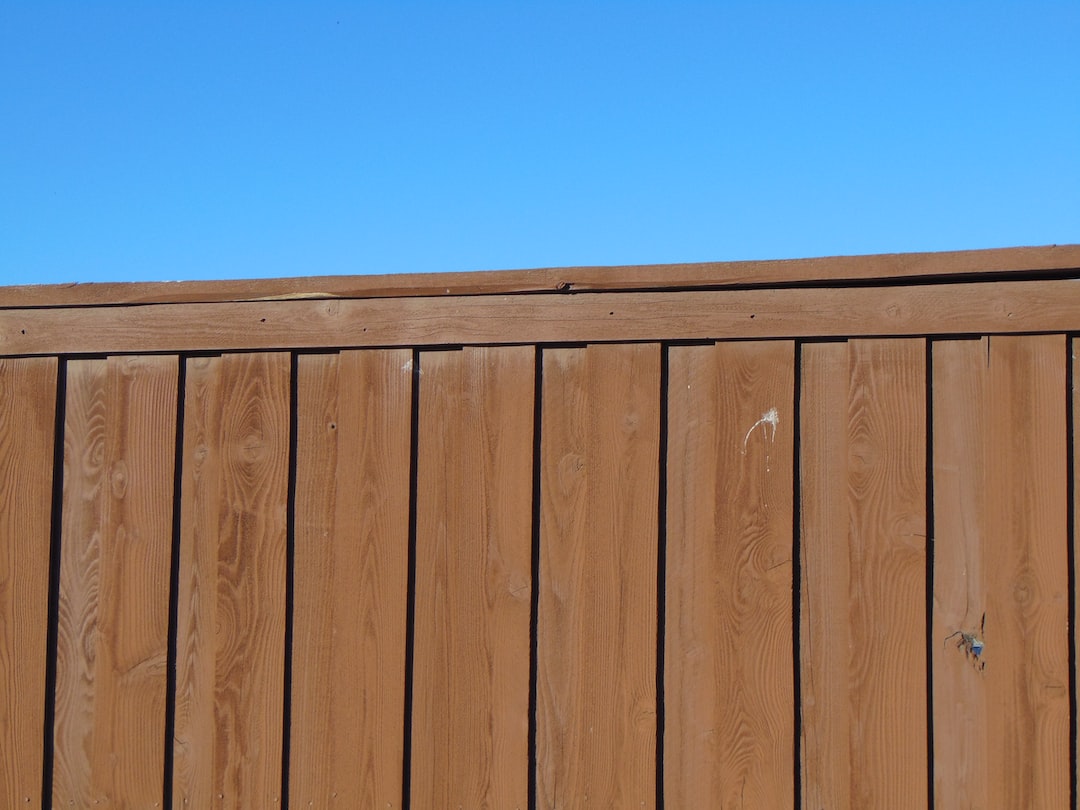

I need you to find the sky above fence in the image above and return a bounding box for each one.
[1,1,1077,286]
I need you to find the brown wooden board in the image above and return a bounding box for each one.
[7,278,1080,356]
[933,335,1069,806]
[51,356,177,806]
[800,339,927,808]
[0,356,57,806]
[537,343,661,807]
[665,341,795,805]
[290,350,413,807]
[173,353,290,808]
[411,346,534,808]
[2,244,1077,308]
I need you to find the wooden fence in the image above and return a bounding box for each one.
[1,244,1079,808]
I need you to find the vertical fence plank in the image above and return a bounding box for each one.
[291,349,412,807]
[931,338,989,808]
[173,353,290,809]
[800,339,927,808]
[412,346,534,808]
[665,341,795,806]
[52,356,178,806]
[799,342,851,809]
[986,335,1069,806]
[537,343,660,808]
[0,357,57,807]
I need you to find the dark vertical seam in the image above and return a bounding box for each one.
[401,348,421,810]
[655,344,669,810]
[41,357,67,810]
[1065,336,1077,809]
[528,346,543,810]
[280,352,300,809]
[792,342,804,809]
[925,339,936,810]
[162,356,187,810]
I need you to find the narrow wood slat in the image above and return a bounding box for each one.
[665,341,795,805]
[52,356,177,806]
[800,339,927,808]
[799,342,852,809]
[290,350,412,807]
[931,338,990,807]
[0,357,57,806]
[412,346,534,808]
[537,343,660,807]
[8,279,1080,356]
[173,353,290,808]
[933,335,1069,806]
[2,244,1077,308]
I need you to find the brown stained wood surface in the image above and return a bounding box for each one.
[931,339,990,807]
[801,339,927,808]
[173,353,290,809]
[291,350,412,808]
[8,278,1080,356]
[799,342,852,810]
[1,244,1077,308]
[412,346,534,809]
[52,356,178,807]
[932,335,1069,807]
[665,341,795,806]
[0,357,56,806]
[537,343,660,808]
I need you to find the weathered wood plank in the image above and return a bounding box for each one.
[984,336,1070,806]
[537,343,660,808]
[290,350,412,807]
[930,338,990,809]
[800,339,927,808]
[2,244,1077,308]
[411,346,534,808]
[173,353,290,809]
[0,356,57,807]
[52,356,177,806]
[665,341,795,806]
[799,342,852,809]
[7,279,1080,355]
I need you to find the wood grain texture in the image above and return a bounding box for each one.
[2,244,1077,308]
[933,335,1069,807]
[412,346,534,809]
[665,341,795,806]
[800,339,927,808]
[8,278,1080,355]
[931,339,990,808]
[537,343,660,808]
[799,342,852,810]
[173,353,290,809]
[290,350,412,808]
[52,356,178,807]
[0,357,57,807]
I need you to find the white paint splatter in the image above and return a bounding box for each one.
[742,407,779,453]
[402,358,421,376]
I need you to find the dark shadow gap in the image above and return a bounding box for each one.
[925,339,937,809]
[161,356,187,810]
[528,346,543,810]
[401,348,422,810]
[791,342,804,809]
[655,344,670,810]
[1065,336,1077,809]
[279,353,301,809]
[40,357,67,810]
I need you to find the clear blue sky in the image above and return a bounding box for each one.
[2,2,1077,286]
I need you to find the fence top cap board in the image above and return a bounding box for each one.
[2,244,1079,309]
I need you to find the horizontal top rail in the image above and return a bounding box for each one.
[2,244,1079,309]
[3,277,1080,356]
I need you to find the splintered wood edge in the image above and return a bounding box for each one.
[1,244,1078,308]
